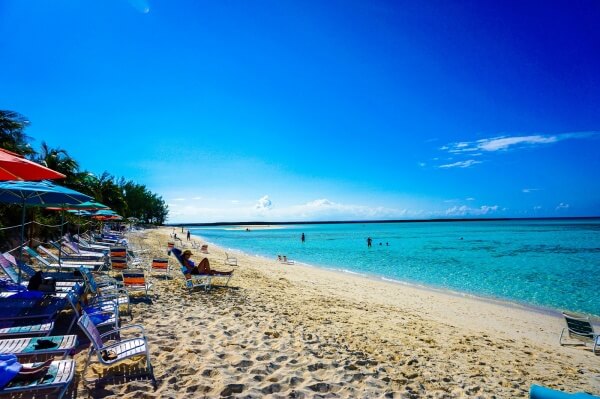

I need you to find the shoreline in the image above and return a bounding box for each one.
[192,233,599,322]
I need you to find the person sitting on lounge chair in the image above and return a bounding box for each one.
[181,250,232,276]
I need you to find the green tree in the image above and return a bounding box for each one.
[0,110,34,156]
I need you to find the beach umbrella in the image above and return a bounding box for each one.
[0,148,66,181]
[0,180,92,282]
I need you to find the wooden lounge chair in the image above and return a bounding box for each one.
[559,312,600,354]
[0,335,78,358]
[200,244,209,254]
[0,358,76,399]
[77,314,156,387]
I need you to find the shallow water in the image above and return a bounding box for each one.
[187,219,600,316]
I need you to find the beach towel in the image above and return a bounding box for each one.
[0,354,22,389]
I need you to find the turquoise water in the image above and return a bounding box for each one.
[187,219,600,316]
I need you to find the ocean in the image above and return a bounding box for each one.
[186,219,600,317]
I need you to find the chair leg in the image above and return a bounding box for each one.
[559,328,566,346]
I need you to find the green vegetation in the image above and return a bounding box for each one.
[0,110,169,230]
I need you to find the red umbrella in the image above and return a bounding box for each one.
[0,148,65,181]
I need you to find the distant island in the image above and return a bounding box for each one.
[168,216,599,227]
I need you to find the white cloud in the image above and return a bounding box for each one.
[173,198,186,201]
[556,202,570,210]
[445,205,499,216]
[442,131,598,155]
[439,159,482,169]
[533,205,542,210]
[192,197,203,200]
[522,188,541,193]
[418,162,426,167]
[465,197,475,201]
[230,200,240,204]
[255,195,272,210]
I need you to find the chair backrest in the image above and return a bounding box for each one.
[122,269,146,287]
[111,257,128,271]
[167,242,175,250]
[151,258,169,272]
[0,253,20,282]
[79,267,99,294]
[170,248,184,267]
[63,241,81,254]
[200,245,208,251]
[110,247,127,258]
[77,313,104,350]
[37,246,59,262]
[23,246,52,267]
[563,312,595,339]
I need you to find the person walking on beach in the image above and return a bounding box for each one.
[367,237,372,248]
[301,233,305,243]
[186,230,191,241]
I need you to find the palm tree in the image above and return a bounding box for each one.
[37,142,80,183]
[0,110,34,156]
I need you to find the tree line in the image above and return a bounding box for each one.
[0,110,168,245]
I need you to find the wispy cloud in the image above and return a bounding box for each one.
[127,0,150,13]
[556,202,570,210]
[439,160,482,169]
[442,131,598,155]
[192,196,203,200]
[172,198,186,201]
[445,205,499,216]
[465,197,475,201]
[522,188,541,193]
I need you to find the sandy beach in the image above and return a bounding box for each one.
[73,227,600,398]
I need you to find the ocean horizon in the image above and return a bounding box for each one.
[185,218,600,317]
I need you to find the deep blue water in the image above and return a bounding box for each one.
[187,219,600,316]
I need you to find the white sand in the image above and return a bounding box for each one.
[74,227,600,398]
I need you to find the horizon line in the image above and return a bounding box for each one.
[166,215,600,227]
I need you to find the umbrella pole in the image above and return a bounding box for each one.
[58,208,64,272]
[18,199,26,285]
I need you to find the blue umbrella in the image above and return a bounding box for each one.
[0,180,92,282]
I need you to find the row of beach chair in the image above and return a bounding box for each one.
[0,230,157,397]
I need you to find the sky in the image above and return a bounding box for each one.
[1,0,599,223]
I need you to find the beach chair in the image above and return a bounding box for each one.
[149,258,170,278]
[0,321,55,338]
[224,253,238,267]
[170,247,233,290]
[79,268,131,318]
[0,358,76,399]
[23,246,95,272]
[36,245,106,270]
[121,269,154,299]
[530,384,600,398]
[77,313,156,387]
[0,254,83,294]
[559,312,600,354]
[0,335,78,358]
[50,240,107,261]
[200,244,209,254]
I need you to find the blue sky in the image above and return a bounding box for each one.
[1,0,599,222]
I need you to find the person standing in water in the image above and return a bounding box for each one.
[367,237,372,248]
[301,233,305,243]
